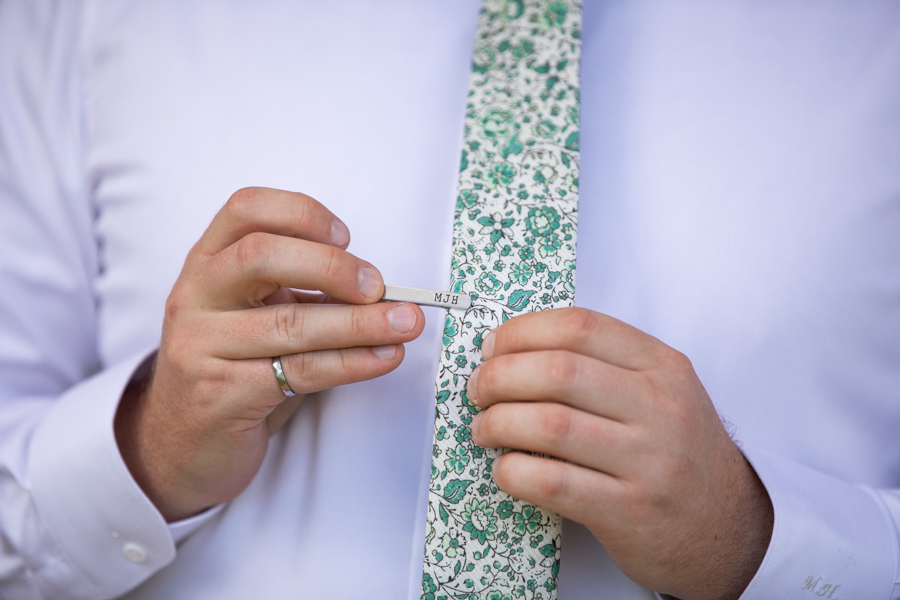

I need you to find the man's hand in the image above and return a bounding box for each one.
[115,187,425,522]
[467,308,773,600]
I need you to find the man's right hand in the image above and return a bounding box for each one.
[114,187,425,521]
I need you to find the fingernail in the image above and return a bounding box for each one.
[372,345,397,360]
[330,220,350,247]
[387,304,416,333]
[358,266,382,300]
[491,452,504,471]
[471,412,483,443]
[467,369,480,405]
[482,331,495,360]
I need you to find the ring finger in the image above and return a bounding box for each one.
[238,343,407,406]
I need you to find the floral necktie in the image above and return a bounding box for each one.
[422,2,582,598]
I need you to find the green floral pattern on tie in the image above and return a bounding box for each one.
[423,2,581,599]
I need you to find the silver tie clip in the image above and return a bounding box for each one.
[381,285,471,310]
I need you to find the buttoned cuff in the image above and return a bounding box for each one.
[737,446,897,600]
[168,503,224,546]
[28,349,176,599]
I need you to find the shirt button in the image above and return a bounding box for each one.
[122,542,148,564]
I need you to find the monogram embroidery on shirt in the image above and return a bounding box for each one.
[803,575,841,599]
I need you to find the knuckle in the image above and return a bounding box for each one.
[290,193,317,225]
[317,245,342,282]
[349,305,368,339]
[643,475,678,514]
[164,285,190,321]
[284,352,316,392]
[647,380,681,417]
[160,331,193,372]
[645,375,691,424]
[233,231,270,270]
[502,318,522,352]
[536,404,574,447]
[338,347,352,374]
[270,305,304,347]
[193,358,230,388]
[545,351,579,388]
[160,335,226,389]
[558,306,596,336]
[226,187,261,219]
[660,345,693,373]
[622,484,657,521]
[534,461,567,500]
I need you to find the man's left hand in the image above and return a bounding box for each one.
[467,307,773,600]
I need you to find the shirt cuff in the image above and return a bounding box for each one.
[167,503,224,546]
[28,349,177,598]
[738,446,898,600]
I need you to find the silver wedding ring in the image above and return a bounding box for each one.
[272,356,296,397]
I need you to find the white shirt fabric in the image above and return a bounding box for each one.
[1,1,899,599]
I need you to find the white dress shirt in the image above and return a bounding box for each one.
[1,1,899,598]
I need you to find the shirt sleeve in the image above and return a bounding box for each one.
[737,446,899,600]
[655,446,900,600]
[0,2,212,598]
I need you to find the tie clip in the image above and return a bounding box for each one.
[380,285,471,310]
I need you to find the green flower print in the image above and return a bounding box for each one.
[513,505,542,535]
[457,189,480,210]
[563,266,575,293]
[423,572,437,600]
[532,119,557,138]
[486,161,517,189]
[509,261,533,285]
[502,0,525,21]
[533,164,557,185]
[487,592,513,600]
[497,500,515,519]
[518,245,535,260]
[480,108,514,141]
[477,212,516,245]
[525,205,561,238]
[473,43,497,74]
[540,1,568,29]
[445,446,470,475]
[461,499,498,544]
[443,314,458,349]
[441,533,461,558]
[538,233,562,258]
[475,272,502,294]
[512,38,535,60]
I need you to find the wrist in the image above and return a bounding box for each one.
[704,453,774,600]
[114,372,207,522]
[728,457,774,597]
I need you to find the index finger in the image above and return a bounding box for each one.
[192,187,350,260]
[483,307,665,371]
